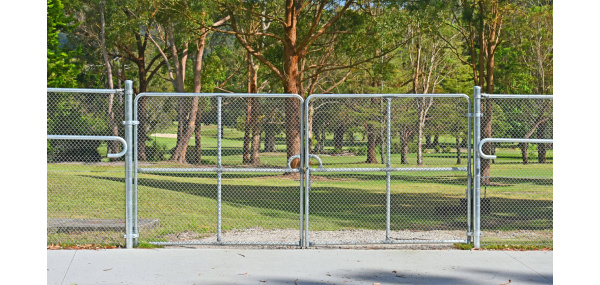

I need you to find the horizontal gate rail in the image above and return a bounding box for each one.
[309,167,467,172]
[138,168,300,173]
[481,93,554,99]
[309,239,468,246]
[47,88,124,94]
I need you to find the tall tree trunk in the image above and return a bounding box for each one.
[242,53,254,164]
[282,1,301,160]
[248,56,262,164]
[99,2,119,159]
[192,35,207,165]
[169,26,197,163]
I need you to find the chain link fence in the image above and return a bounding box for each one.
[46,88,553,248]
[478,96,553,247]
[47,89,127,245]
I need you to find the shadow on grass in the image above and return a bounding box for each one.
[82,174,552,231]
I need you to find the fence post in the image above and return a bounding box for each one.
[473,86,482,248]
[386,97,392,241]
[124,80,134,249]
[217,96,223,243]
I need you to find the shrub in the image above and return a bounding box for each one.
[146,140,169,161]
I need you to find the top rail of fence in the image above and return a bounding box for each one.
[481,93,553,99]
[47,88,124,94]
[306,93,470,104]
[134,92,304,119]
[134,92,303,101]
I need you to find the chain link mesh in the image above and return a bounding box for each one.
[479,97,553,247]
[47,90,126,245]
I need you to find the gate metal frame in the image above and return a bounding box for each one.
[303,93,473,247]
[472,87,554,248]
[133,92,305,247]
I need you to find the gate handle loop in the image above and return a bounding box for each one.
[47,135,128,158]
[287,154,324,170]
[478,138,553,160]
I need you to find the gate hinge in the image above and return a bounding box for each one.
[124,233,139,239]
[467,231,473,236]
[466,113,482,118]
[122,120,140,126]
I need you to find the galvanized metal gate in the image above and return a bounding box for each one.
[303,94,472,246]
[131,92,474,247]
[133,93,305,246]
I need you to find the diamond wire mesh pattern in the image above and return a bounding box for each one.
[480,97,553,246]
[307,96,470,245]
[47,90,126,245]
[136,95,302,245]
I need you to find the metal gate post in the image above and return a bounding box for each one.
[473,86,482,248]
[385,97,392,241]
[124,80,134,249]
[217,96,223,242]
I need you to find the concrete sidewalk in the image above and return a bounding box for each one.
[48,249,552,285]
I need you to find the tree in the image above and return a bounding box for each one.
[433,0,512,183]
[217,0,403,161]
[148,2,230,163]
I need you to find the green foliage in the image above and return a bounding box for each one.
[453,243,474,250]
[146,140,169,161]
[47,0,82,87]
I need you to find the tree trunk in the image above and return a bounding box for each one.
[520,142,529,165]
[242,98,253,164]
[537,121,547,163]
[456,136,462,165]
[193,103,203,165]
[365,125,379,164]
[99,2,119,159]
[137,83,148,161]
[282,3,301,161]
[333,125,345,151]
[263,123,277,152]
[249,98,262,164]
[400,136,409,164]
[425,135,431,148]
